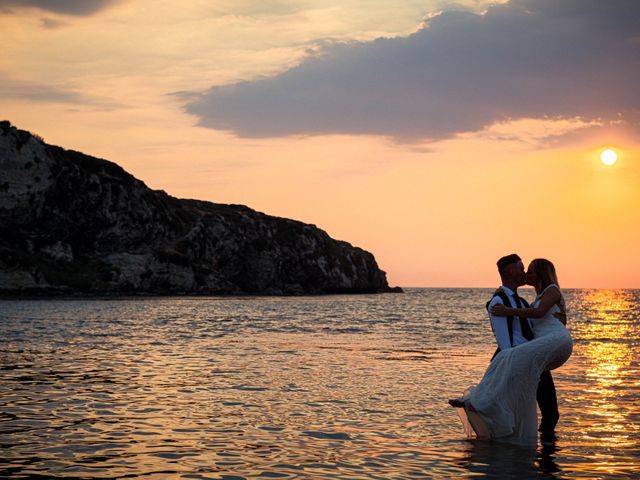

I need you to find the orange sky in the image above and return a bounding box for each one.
[1,0,638,288]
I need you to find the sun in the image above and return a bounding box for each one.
[600,149,618,166]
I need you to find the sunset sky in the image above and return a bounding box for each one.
[2,0,639,288]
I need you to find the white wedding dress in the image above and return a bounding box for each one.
[457,284,573,443]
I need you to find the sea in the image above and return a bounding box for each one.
[1,288,638,479]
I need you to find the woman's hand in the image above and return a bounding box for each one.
[553,303,567,325]
[491,304,509,316]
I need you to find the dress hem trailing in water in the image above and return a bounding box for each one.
[454,386,538,446]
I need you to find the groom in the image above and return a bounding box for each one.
[488,253,559,436]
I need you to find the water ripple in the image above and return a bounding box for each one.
[1,289,639,478]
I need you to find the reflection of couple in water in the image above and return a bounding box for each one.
[449,254,573,444]
[457,436,562,478]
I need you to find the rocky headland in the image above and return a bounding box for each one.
[0,121,400,296]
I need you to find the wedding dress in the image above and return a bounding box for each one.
[456,284,573,443]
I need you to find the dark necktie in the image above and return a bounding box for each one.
[513,294,534,340]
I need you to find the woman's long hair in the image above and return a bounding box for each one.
[530,258,559,291]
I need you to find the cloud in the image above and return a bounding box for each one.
[472,117,603,146]
[0,0,121,16]
[209,0,309,18]
[0,78,86,103]
[40,17,68,29]
[0,74,124,109]
[185,0,640,142]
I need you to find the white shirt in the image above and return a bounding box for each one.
[488,286,533,350]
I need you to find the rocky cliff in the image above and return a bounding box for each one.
[0,121,399,296]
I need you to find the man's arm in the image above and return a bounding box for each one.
[488,296,512,350]
[492,286,561,319]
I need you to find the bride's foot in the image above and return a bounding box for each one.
[448,398,478,412]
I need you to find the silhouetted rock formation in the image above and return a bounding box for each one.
[0,121,400,296]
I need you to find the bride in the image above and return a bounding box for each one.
[449,258,573,443]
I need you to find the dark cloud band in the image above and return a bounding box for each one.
[186,0,640,141]
[0,74,124,110]
[0,0,120,16]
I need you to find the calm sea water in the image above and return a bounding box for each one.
[1,288,639,479]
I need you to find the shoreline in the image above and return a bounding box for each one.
[0,287,404,301]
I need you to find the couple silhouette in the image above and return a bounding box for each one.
[449,254,573,443]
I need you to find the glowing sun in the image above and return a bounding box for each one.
[600,149,618,166]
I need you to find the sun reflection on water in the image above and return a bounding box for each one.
[564,289,640,458]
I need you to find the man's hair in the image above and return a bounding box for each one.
[497,253,521,275]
